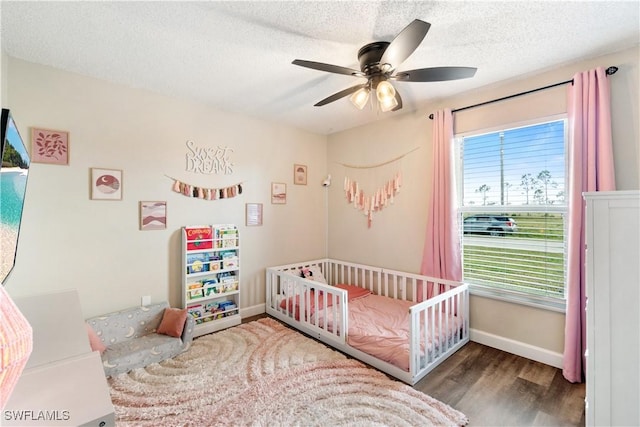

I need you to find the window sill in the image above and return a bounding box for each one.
[469,284,566,313]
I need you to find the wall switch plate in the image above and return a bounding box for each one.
[141,296,151,306]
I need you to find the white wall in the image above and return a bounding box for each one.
[4,58,328,318]
[326,45,639,358]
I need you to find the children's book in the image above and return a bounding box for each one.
[187,304,203,319]
[185,226,213,250]
[188,288,205,300]
[187,253,209,274]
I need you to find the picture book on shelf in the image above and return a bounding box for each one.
[187,253,209,274]
[217,271,235,283]
[213,225,238,248]
[203,279,220,296]
[188,288,205,300]
[224,282,238,292]
[185,226,213,250]
[187,304,203,322]
[221,251,238,269]
[209,253,221,270]
[187,282,202,289]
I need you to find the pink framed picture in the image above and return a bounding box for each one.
[140,201,167,230]
[31,127,69,165]
[91,167,123,200]
[271,182,286,204]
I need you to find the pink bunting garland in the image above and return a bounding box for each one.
[168,177,244,201]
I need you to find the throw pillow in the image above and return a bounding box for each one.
[157,307,188,338]
[299,265,327,284]
[335,284,372,301]
[85,323,107,354]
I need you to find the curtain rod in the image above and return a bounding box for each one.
[428,66,618,119]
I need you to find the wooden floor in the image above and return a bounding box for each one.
[243,314,585,426]
[417,341,585,426]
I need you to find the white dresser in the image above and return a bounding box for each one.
[584,190,640,426]
[4,290,115,426]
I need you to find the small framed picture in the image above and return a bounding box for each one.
[271,182,286,204]
[91,168,123,200]
[31,127,69,165]
[294,164,307,185]
[245,203,263,226]
[140,201,167,230]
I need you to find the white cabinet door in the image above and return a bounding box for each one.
[585,191,640,427]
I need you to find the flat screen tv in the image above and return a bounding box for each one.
[0,108,30,285]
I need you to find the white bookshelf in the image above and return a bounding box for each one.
[181,224,241,337]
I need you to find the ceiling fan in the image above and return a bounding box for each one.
[292,19,477,112]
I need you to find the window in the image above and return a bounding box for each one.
[456,118,567,310]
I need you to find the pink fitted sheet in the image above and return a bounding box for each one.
[346,295,415,371]
[315,294,462,372]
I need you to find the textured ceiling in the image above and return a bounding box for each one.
[1,1,639,135]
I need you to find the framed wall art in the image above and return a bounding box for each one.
[140,201,167,230]
[91,168,123,200]
[31,127,69,165]
[271,182,286,204]
[245,203,263,226]
[294,164,307,185]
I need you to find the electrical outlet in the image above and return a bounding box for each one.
[141,295,151,306]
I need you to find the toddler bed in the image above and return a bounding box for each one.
[266,258,469,385]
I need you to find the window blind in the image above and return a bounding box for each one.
[457,119,567,301]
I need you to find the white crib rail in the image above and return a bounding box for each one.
[409,281,469,379]
[266,262,347,346]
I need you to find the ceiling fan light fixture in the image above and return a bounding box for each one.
[293,20,476,113]
[375,80,398,112]
[350,87,370,110]
[379,94,399,112]
[376,80,396,103]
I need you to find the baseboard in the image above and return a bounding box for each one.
[240,303,265,319]
[470,328,563,369]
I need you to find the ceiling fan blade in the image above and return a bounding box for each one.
[380,19,431,69]
[394,66,477,82]
[314,84,368,107]
[292,59,365,77]
[391,89,403,112]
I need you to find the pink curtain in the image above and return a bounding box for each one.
[420,109,462,300]
[563,67,616,383]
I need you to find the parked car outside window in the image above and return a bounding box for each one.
[463,215,517,236]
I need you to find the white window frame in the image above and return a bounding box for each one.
[454,114,568,313]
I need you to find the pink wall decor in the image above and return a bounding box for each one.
[91,168,123,200]
[166,175,244,201]
[140,201,167,230]
[271,182,286,204]
[31,127,69,165]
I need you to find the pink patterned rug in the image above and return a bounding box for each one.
[108,317,468,426]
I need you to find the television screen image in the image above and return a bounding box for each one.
[0,109,30,285]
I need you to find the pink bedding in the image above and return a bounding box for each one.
[345,295,415,371]
[315,294,462,372]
